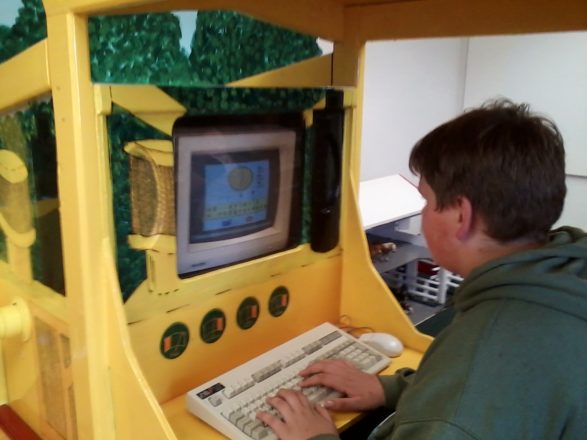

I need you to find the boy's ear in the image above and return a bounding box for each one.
[455,196,474,241]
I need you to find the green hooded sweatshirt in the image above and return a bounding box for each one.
[312,226,587,440]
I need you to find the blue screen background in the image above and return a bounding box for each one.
[203,160,270,232]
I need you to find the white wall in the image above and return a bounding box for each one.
[360,32,587,230]
[463,32,587,229]
[560,176,587,230]
[463,32,587,177]
[360,38,468,184]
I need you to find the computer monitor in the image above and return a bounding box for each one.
[173,115,303,277]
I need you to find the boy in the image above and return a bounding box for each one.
[257,100,587,439]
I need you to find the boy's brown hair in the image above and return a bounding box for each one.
[409,99,566,243]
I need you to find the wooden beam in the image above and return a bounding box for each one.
[332,41,362,87]
[43,0,163,16]
[228,54,333,88]
[346,0,587,42]
[108,85,186,135]
[43,0,344,41]
[0,41,50,113]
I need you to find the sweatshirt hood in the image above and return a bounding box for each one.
[454,226,587,321]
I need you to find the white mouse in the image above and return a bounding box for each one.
[359,332,404,357]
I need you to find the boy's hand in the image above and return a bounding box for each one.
[256,389,339,440]
[299,359,386,412]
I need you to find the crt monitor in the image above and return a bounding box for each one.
[173,115,303,277]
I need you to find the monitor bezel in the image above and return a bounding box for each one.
[173,113,305,278]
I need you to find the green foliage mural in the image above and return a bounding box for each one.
[0,5,322,87]
[88,10,321,86]
[191,11,321,84]
[0,26,12,63]
[88,13,194,85]
[0,0,46,63]
[163,87,323,116]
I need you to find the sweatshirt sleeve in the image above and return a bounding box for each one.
[390,420,478,439]
[378,368,416,410]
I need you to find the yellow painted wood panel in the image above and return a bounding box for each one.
[44,0,344,41]
[229,54,333,88]
[0,41,50,113]
[346,0,587,41]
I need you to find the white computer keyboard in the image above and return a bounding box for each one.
[186,322,391,440]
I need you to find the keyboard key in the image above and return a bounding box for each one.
[227,409,245,425]
[252,361,282,382]
[252,427,276,440]
[283,350,305,367]
[302,341,322,355]
[209,394,223,407]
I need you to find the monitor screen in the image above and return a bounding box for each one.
[189,150,279,243]
[174,115,303,277]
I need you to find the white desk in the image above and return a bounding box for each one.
[359,175,454,305]
[359,174,424,230]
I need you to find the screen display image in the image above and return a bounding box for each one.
[202,160,269,231]
[190,152,279,242]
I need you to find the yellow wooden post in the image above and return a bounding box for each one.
[45,11,115,438]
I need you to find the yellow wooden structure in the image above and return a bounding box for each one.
[0,0,585,439]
